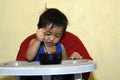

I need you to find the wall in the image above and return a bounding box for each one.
[0,0,120,80]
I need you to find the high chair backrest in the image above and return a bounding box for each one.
[16,31,92,61]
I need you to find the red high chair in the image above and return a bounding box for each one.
[16,31,92,80]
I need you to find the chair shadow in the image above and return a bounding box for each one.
[89,72,96,80]
[0,76,14,80]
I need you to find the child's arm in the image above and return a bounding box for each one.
[61,44,68,60]
[61,43,82,60]
[26,39,41,61]
[26,29,45,61]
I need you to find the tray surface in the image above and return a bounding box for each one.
[0,59,90,67]
[0,59,96,75]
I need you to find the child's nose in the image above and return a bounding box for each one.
[50,35,55,41]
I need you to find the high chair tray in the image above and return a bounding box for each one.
[0,59,96,76]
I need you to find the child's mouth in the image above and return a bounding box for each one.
[46,42,54,46]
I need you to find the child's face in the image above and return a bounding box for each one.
[43,24,64,47]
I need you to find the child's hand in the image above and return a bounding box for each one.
[36,29,46,41]
[70,52,82,60]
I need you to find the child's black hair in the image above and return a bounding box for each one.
[37,8,68,32]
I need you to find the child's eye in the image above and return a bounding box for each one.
[46,33,51,36]
[55,34,61,38]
